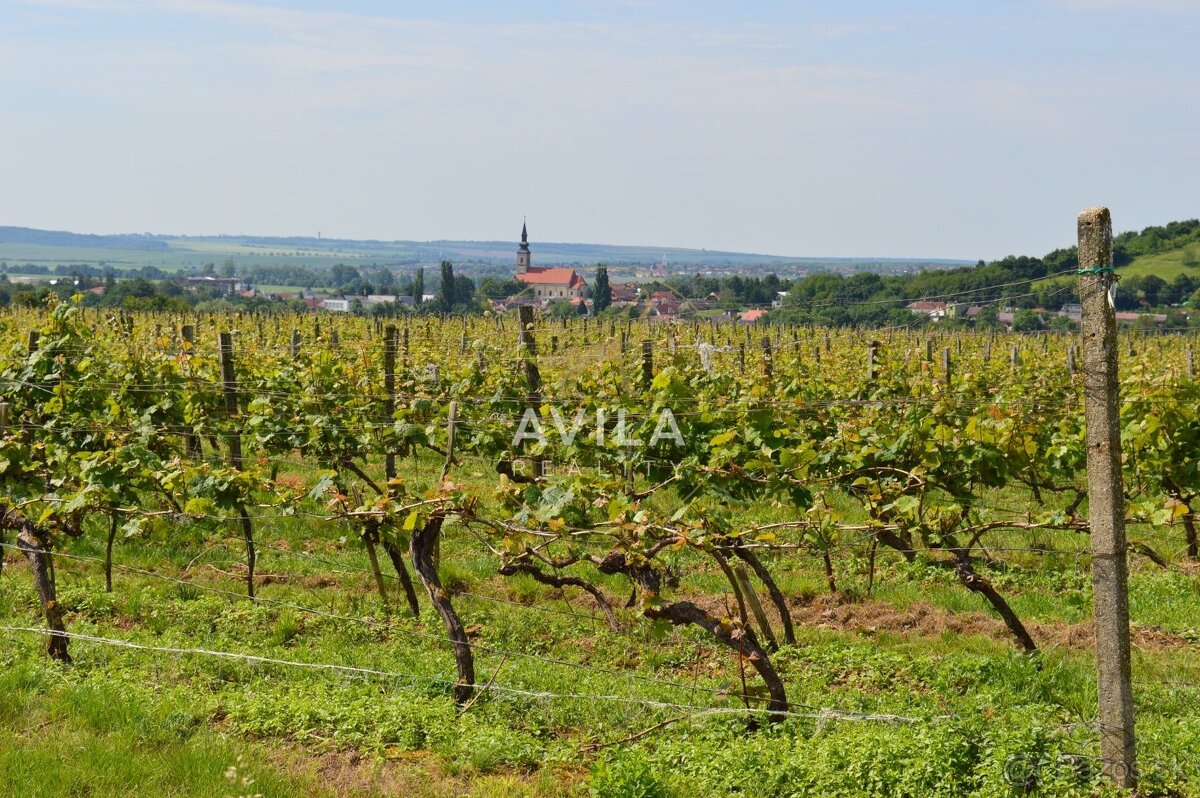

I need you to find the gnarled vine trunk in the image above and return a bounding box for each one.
[410,515,474,703]
[360,521,390,611]
[382,538,422,619]
[498,560,619,632]
[951,551,1037,653]
[597,551,789,722]
[104,514,117,592]
[645,600,788,721]
[238,509,255,599]
[874,533,1037,652]
[12,518,70,662]
[731,546,795,645]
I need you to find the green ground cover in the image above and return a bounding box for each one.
[3,452,1198,797]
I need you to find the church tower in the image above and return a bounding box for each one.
[516,219,531,275]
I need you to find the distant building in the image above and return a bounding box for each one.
[513,222,590,302]
[648,290,681,316]
[907,300,965,320]
[322,298,351,312]
[739,309,768,324]
[518,268,590,301]
[610,283,640,304]
[907,300,949,319]
[183,276,249,295]
[1115,312,1168,325]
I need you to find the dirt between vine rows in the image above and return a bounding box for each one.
[514,581,1194,653]
[266,746,585,798]
[786,593,1192,652]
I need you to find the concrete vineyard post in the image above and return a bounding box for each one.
[1078,206,1137,789]
[384,325,397,483]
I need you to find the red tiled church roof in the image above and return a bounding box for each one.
[517,268,587,289]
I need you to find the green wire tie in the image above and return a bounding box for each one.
[1076,266,1116,275]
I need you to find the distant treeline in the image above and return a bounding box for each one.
[640,219,1200,326]
[1,262,171,279]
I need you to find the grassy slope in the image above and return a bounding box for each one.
[1034,241,1200,296]
[1119,245,1200,281]
[2,454,1200,796]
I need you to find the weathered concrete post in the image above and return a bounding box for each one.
[1078,206,1137,789]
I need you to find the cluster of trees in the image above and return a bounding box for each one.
[1114,273,1198,311]
[661,273,790,306]
[1114,219,1200,263]
[1,262,171,280]
[0,275,248,313]
[434,261,478,313]
[768,220,1200,327]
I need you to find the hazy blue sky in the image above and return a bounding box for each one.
[2,0,1197,259]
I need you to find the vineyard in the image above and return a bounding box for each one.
[2,294,1200,796]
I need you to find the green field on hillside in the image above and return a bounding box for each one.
[1120,245,1200,281]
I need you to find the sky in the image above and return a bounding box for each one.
[1,0,1197,260]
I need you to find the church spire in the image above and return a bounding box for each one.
[516,218,531,274]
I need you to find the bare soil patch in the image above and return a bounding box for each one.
[267,746,583,798]
[789,593,1193,651]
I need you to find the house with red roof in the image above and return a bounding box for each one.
[648,289,681,316]
[739,309,768,324]
[610,283,640,304]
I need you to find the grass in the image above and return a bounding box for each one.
[256,284,309,295]
[1119,246,1200,282]
[2,455,1200,795]
[1033,241,1200,298]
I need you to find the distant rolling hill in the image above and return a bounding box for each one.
[0,225,973,274]
[0,226,168,251]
